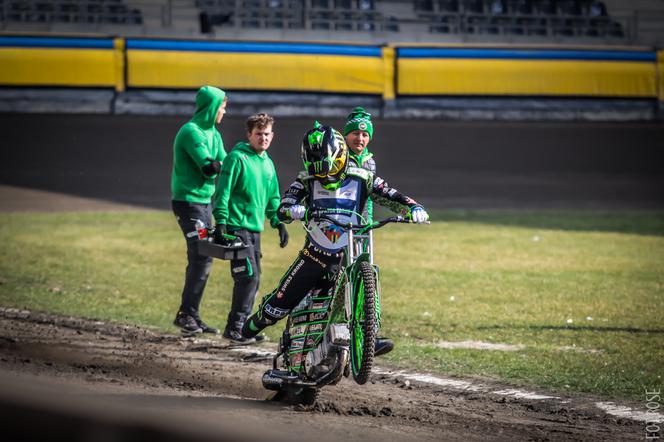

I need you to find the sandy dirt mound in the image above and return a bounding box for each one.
[0,308,642,442]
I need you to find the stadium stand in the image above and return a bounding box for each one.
[195,0,397,35]
[1,0,662,46]
[192,0,637,44]
[0,0,143,26]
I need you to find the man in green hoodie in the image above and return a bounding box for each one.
[213,113,289,344]
[171,85,228,336]
[343,106,394,357]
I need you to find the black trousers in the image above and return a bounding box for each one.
[248,242,342,331]
[172,200,213,319]
[225,229,262,333]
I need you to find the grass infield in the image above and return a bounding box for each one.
[0,210,662,400]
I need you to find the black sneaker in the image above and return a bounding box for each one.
[174,312,202,336]
[196,318,219,335]
[375,337,394,357]
[222,329,256,345]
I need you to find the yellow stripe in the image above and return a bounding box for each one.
[126,50,384,93]
[398,58,657,97]
[0,47,117,87]
[658,51,664,101]
[113,38,126,92]
[381,46,396,100]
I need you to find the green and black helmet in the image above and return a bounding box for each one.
[301,123,349,188]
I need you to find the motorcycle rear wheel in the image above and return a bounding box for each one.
[350,260,376,385]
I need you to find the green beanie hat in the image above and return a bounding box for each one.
[343,107,373,139]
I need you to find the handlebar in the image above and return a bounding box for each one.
[307,208,417,234]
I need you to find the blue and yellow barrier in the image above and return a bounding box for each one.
[125,39,388,96]
[396,46,657,98]
[658,50,664,102]
[0,35,661,102]
[0,36,125,91]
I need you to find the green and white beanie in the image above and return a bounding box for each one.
[343,107,373,139]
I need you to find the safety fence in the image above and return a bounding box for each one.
[0,35,662,103]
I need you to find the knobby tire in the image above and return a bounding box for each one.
[350,261,376,385]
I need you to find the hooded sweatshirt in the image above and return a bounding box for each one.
[171,86,227,203]
[213,142,281,232]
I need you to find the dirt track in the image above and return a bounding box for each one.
[0,308,644,442]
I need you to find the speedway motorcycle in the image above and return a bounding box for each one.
[261,208,416,405]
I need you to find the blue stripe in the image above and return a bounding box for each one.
[0,36,113,49]
[397,47,656,62]
[126,39,382,57]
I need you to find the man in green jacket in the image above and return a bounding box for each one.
[343,106,394,357]
[171,85,227,336]
[213,113,289,344]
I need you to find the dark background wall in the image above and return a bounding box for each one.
[1,114,662,210]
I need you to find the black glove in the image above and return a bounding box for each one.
[213,224,227,244]
[201,159,221,177]
[277,223,289,248]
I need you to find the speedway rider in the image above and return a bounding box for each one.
[241,123,429,341]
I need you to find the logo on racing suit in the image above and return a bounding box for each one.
[305,336,318,347]
[291,353,304,366]
[278,259,305,292]
[309,311,327,321]
[265,304,289,319]
[290,325,307,336]
[323,224,344,244]
[309,323,324,333]
[302,248,327,268]
[290,337,305,350]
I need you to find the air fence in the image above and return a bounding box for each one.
[0,35,662,120]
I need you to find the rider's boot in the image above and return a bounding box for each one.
[242,295,287,340]
[375,337,394,356]
[241,313,270,339]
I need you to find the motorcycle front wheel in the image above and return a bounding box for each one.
[349,260,377,385]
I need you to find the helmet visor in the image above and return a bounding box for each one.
[329,150,347,177]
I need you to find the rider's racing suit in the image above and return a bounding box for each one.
[242,165,422,337]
